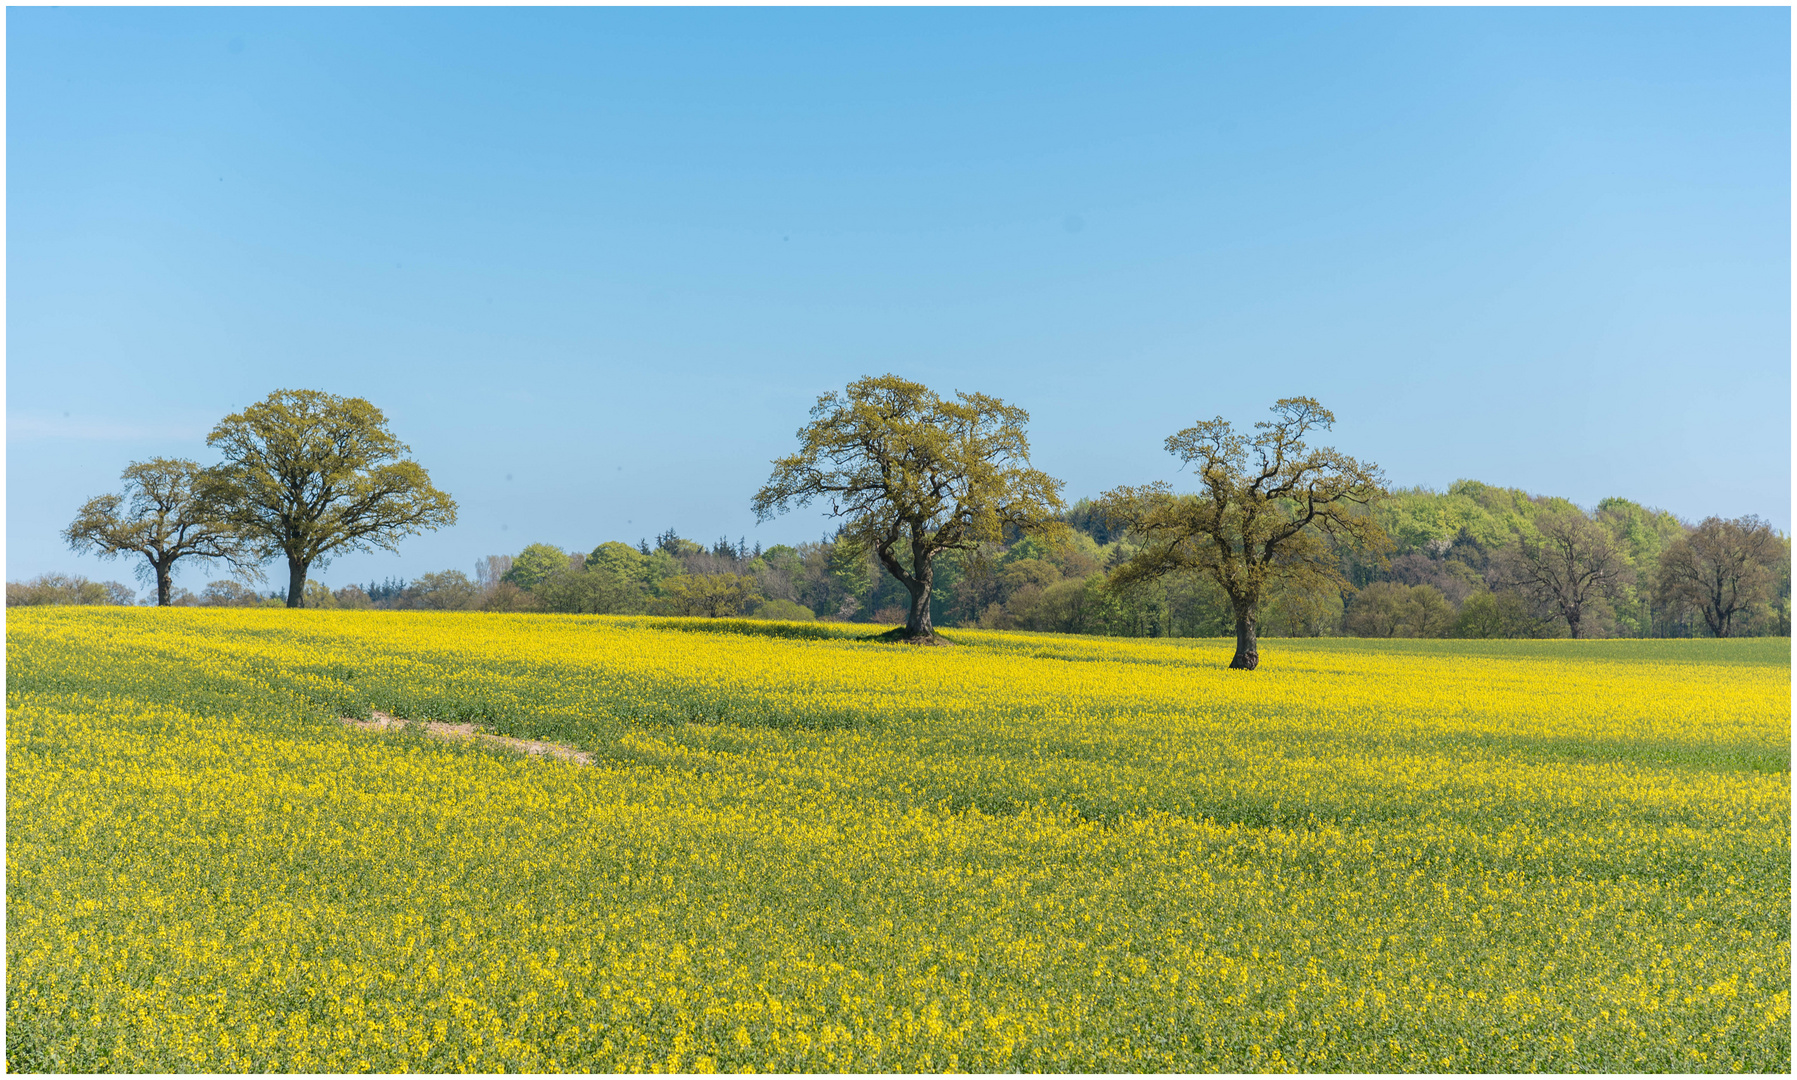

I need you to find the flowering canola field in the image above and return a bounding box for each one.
[7,609,1789,1071]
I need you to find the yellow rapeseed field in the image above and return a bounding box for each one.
[7,608,1789,1071]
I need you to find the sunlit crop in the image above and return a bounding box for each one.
[7,609,1789,1071]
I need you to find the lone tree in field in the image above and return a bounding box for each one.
[1104,397,1385,670]
[63,457,259,606]
[202,389,457,607]
[1655,515,1786,638]
[1497,508,1632,639]
[752,374,1065,642]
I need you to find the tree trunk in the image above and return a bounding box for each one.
[1704,591,1729,638]
[873,531,938,642]
[904,549,935,640]
[156,557,174,606]
[287,557,309,608]
[1567,606,1582,639]
[1229,603,1259,670]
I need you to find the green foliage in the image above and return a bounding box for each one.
[1376,485,1515,553]
[1656,516,1788,639]
[479,581,538,613]
[1344,582,1455,638]
[827,535,872,598]
[332,584,374,610]
[1105,398,1386,668]
[1497,509,1632,639]
[658,572,763,618]
[654,529,703,557]
[1451,591,1558,639]
[586,541,648,583]
[1259,577,1345,637]
[63,457,259,606]
[202,389,457,606]
[1060,496,1122,545]
[754,374,1065,638]
[503,544,569,592]
[642,550,686,596]
[198,580,266,607]
[301,579,340,609]
[749,599,816,622]
[535,565,646,615]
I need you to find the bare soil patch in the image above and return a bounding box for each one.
[864,627,957,646]
[341,710,592,765]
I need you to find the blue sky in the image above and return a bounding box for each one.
[8,7,1790,594]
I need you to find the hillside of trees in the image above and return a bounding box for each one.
[49,479,1777,640]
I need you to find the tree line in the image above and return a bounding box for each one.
[18,378,1789,664]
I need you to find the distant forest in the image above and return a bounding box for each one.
[31,478,1780,640]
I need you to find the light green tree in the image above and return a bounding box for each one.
[587,541,649,583]
[536,564,645,614]
[63,457,259,606]
[753,375,1065,642]
[659,572,763,618]
[504,544,569,591]
[202,390,456,607]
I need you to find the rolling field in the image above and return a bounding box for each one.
[6,608,1790,1071]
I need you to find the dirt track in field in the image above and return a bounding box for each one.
[340,710,593,765]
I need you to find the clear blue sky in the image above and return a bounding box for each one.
[8,7,1790,594]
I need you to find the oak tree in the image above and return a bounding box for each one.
[63,457,258,605]
[1104,397,1386,670]
[1496,509,1630,639]
[1655,515,1785,638]
[753,375,1065,642]
[202,390,457,607]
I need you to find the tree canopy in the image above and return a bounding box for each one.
[63,457,258,606]
[202,389,457,606]
[1103,397,1386,669]
[504,543,571,591]
[1655,516,1785,638]
[1496,508,1631,639]
[752,374,1064,641]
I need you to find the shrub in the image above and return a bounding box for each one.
[749,599,816,622]
[1345,582,1455,638]
[1451,591,1557,639]
[481,582,539,613]
[333,584,375,610]
[407,570,481,611]
[6,573,134,607]
[198,580,267,607]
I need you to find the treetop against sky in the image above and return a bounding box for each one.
[7,7,1789,585]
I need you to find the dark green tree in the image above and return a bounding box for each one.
[1496,509,1631,639]
[1655,516,1786,638]
[1104,398,1386,669]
